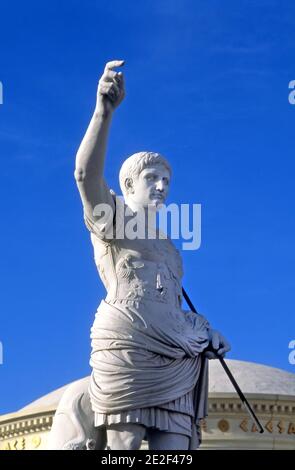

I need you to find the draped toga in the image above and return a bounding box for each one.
[84,190,210,448]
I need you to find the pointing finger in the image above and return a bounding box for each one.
[101,70,121,82]
[104,60,125,73]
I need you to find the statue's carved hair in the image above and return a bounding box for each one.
[119,151,171,197]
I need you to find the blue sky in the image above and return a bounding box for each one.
[1,0,295,414]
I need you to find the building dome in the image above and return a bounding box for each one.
[1,359,295,450]
[18,378,89,414]
[209,359,295,396]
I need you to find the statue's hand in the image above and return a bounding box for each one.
[204,329,231,359]
[97,60,125,114]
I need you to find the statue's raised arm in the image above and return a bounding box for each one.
[74,60,125,222]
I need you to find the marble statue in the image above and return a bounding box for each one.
[48,60,230,450]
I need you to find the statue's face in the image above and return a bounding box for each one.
[126,163,170,210]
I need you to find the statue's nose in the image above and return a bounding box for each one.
[155,180,164,191]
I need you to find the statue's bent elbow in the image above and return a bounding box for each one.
[74,166,86,183]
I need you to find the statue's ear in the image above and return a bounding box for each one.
[125,177,134,194]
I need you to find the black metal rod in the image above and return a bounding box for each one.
[182,287,264,434]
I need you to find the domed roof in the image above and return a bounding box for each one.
[18,360,295,413]
[208,359,295,396]
[19,377,89,413]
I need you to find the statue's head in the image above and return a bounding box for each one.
[119,151,171,211]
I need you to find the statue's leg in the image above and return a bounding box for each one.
[106,423,146,450]
[146,429,189,450]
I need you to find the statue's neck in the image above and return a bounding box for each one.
[124,198,158,235]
